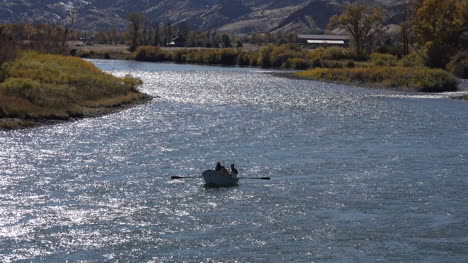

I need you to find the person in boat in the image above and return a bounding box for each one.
[215,162,222,172]
[230,164,238,176]
[215,161,230,175]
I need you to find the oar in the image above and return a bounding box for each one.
[240,177,270,180]
[171,176,199,180]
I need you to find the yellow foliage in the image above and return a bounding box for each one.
[0,51,143,121]
[296,66,458,92]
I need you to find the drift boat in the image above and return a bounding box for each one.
[202,170,239,186]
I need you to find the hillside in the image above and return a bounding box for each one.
[0,0,406,33]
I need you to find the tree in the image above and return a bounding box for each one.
[163,21,173,46]
[407,0,467,67]
[151,21,161,46]
[128,12,146,51]
[328,3,383,58]
[222,34,231,48]
[0,28,16,66]
[62,9,77,48]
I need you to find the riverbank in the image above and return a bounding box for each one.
[270,71,468,99]
[0,93,152,130]
[77,44,464,93]
[0,51,151,130]
[294,66,458,93]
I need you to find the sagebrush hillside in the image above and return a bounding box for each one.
[0,0,406,33]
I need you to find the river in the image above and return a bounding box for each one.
[1,60,467,262]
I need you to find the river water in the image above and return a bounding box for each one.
[1,60,467,262]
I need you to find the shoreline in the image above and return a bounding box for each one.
[91,57,467,96]
[269,72,468,99]
[0,92,153,131]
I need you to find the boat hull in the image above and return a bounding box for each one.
[202,170,239,186]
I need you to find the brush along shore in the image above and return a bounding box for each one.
[0,51,151,130]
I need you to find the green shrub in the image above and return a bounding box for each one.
[238,51,251,66]
[345,60,355,68]
[284,58,309,70]
[248,51,259,66]
[173,50,189,63]
[308,46,353,61]
[370,53,398,66]
[217,49,239,65]
[269,44,304,68]
[134,46,169,62]
[399,52,426,67]
[320,60,345,68]
[446,51,468,79]
[257,44,274,68]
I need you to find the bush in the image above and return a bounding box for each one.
[238,51,251,66]
[269,44,304,68]
[370,53,398,66]
[308,46,353,61]
[399,52,425,67]
[257,44,274,68]
[284,58,309,70]
[173,50,190,63]
[217,49,239,65]
[446,51,468,79]
[424,39,458,68]
[248,51,259,66]
[134,46,169,62]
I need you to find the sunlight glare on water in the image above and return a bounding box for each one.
[0,60,467,262]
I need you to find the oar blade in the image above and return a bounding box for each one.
[171,176,199,180]
[240,177,271,180]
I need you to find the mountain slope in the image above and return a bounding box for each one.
[0,0,406,33]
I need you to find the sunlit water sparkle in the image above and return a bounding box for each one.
[1,60,467,262]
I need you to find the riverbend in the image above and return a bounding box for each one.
[1,60,467,262]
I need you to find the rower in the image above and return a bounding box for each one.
[230,164,238,176]
[215,162,222,171]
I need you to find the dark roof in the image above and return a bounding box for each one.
[171,35,186,41]
[298,34,350,40]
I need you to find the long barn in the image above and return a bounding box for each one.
[297,34,351,48]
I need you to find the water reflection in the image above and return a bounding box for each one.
[1,60,467,262]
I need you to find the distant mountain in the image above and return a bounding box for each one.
[0,0,407,33]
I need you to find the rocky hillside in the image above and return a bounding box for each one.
[0,0,407,33]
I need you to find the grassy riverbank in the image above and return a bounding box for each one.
[72,44,463,94]
[295,66,458,93]
[0,51,150,130]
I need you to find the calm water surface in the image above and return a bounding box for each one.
[1,60,467,262]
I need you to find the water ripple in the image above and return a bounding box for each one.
[1,60,467,262]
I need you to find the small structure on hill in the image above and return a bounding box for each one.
[166,35,187,47]
[297,34,350,48]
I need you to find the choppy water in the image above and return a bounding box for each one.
[1,60,467,262]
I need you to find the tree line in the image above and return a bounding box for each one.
[94,12,300,51]
[327,0,467,69]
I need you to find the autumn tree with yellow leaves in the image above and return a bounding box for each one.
[408,0,468,67]
[328,3,383,59]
